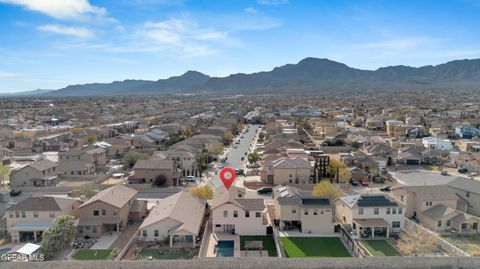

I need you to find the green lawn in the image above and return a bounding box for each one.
[240,236,277,257]
[360,240,401,256]
[280,237,351,258]
[72,249,112,260]
[136,248,197,260]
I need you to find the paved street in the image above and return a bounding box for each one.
[209,125,260,189]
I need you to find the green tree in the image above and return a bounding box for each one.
[258,132,265,142]
[123,151,149,168]
[312,181,340,201]
[0,164,10,190]
[40,215,76,260]
[247,152,259,164]
[188,185,213,200]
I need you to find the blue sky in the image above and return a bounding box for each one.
[1,0,480,92]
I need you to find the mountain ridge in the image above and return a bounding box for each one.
[6,57,480,96]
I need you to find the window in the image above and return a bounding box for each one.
[446,220,451,227]
[21,211,26,218]
[142,230,147,237]
[400,195,404,202]
[33,211,39,218]
[93,210,99,216]
[466,191,470,198]
[101,209,107,216]
[374,208,379,215]
[15,211,20,218]
[392,221,401,228]
[233,211,238,218]
[79,226,83,233]
[223,210,228,217]
[313,209,318,215]
[392,208,397,214]
[255,212,261,218]
[154,230,159,237]
[304,209,309,215]
[113,209,118,216]
[437,220,442,227]
[92,226,97,233]
[461,223,467,230]
[358,208,364,215]
[398,207,403,214]
[85,226,90,230]
[386,208,391,215]
[8,212,13,218]
[215,224,221,227]
[245,211,250,218]
[292,208,296,214]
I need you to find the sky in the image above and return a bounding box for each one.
[1,0,480,93]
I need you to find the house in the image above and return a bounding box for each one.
[6,196,82,243]
[58,146,105,178]
[9,159,58,187]
[103,138,131,159]
[0,147,13,165]
[448,177,480,218]
[455,125,480,139]
[422,137,453,150]
[392,185,480,234]
[129,159,180,186]
[153,148,199,177]
[262,157,312,185]
[211,186,269,235]
[336,194,405,239]
[272,185,335,234]
[138,191,206,247]
[77,185,139,237]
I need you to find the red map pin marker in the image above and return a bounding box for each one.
[219,167,236,190]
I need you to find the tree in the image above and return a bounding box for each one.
[396,229,438,256]
[327,159,351,183]
[311,181,340,201]
[123,151,149,168]
[189,185,213,200]
[40,215,76,260]
[87,135,97,143]
[0,164,10,190]
[247,152,259,164]
[258,132,265,142]
[208,140,224,156]
[223,131,234,145]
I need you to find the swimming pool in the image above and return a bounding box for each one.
[216,240,234,257]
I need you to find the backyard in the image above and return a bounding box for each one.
[280,237,351,258]
[443,235,480,256]
[360,240,402,256]
[72,249,112,260]
[240,236,277,257]
[136,248,198,260]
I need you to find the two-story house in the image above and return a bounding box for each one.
[6,196,82,243]
[152,148,199,177]
[392,185,480,234]
[129,159,180,186]
[211,186,269,235]
[9,159,58,187]
[336,194,405,239]
[76,185,138,237]
[273,185,335,234]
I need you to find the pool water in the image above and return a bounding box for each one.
[216,240,234,257]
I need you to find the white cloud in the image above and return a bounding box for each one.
[257,0,289,5]
[0,0,107,20]
[0,70,20,78]
[37,24,94,38]
[244,7,258,14]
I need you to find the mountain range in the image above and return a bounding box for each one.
[7,57,480,96]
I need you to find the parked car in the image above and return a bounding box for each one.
[184,176,200,182]
[457,167,468,173]
[218,164,224,169]
[349,179,359,186]
[256,187,273,194]
[379,185,391,192]
[440,170,448,176]
[360,179,369,186]
[10,189,21,197]
[241,157,245,161]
